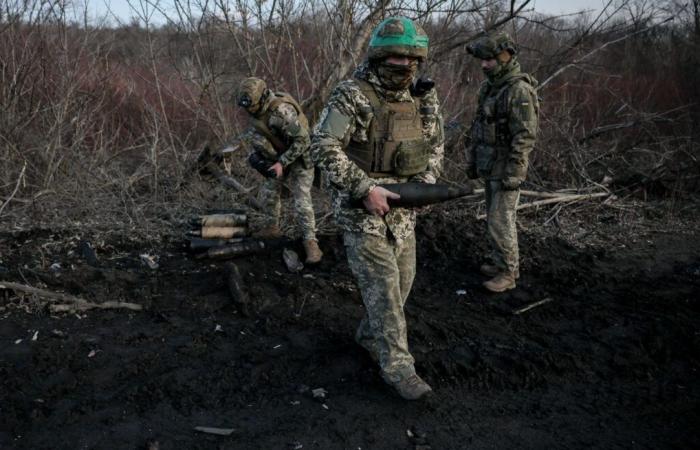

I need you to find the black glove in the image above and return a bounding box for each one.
[501,177,522,190]
[248,152,276,178]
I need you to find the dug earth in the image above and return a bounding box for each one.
[1,205,699,449]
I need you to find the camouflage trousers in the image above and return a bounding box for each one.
[258,159,317,241]
[485,180,521,274]
[343,231,417,381]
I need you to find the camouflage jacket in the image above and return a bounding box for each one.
[311,63,444,240]
[467,59,538,181]
[245,97,311,168]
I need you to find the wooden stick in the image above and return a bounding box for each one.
[513,297,553,315]
[1,281,142,312]
[477,192,609,219]
[50,301,143,313]
[194,426,236,436]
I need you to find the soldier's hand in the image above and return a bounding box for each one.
[270,162,284,178]
[363,186,400,217]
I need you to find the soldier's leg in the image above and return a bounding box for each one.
[257,176,282,228]
[486,180,521,274]
[395,232,416,308]
[344,232,415,378]
[287,161,317,241]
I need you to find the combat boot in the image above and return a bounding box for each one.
[252,225,282,239]
[303,239,323,264]
[480,263,501,277]
[480,263,519,279]
[384,371,433,400]
[382,366,433,400]
[483,272,516,293]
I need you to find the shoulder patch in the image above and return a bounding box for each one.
[319,108,351,140]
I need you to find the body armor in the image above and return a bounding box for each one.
[472,75,532,177]
[252,92,309,154]
[345,79,430,178]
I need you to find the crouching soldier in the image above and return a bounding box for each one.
[236,77,323,264]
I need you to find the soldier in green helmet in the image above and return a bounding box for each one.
[465,30,539,292]
[236,77,323,264]
[311,17,444,400]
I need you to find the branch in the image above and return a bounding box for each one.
[476,192,610,219]
[0,162,27,217]
[538,16,674,91]
[0,281,143,313]
[430,0,532,62]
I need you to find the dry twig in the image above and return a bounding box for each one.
[476,192,610,219]
[0,281,143,313]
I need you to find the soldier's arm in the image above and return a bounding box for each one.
[310,82,377,200]
[268,103,310,167]
[506,82,539,182]
[410,87,444,184]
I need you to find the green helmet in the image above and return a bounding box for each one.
[236,77,267,108]
[466,30,517,60]
[368,17,429,61]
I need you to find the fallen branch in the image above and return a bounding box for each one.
[194,426,236,436]
[0,281,142,313]
[513,297,554,315]
[50,301,143,313]
[476,192,610,219]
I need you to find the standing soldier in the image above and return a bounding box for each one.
[311,17,444,400]
[465,30,539,292]
[236,77,323,264]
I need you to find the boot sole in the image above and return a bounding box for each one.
[482,281,516,293]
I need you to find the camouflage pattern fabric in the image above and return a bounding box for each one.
[267,102,311,168]
[343,231,416,379]
[311,62,443,380]
[245,97,317,240]
[311,62,444,241]
[466,57,538,276]
[258,158,316,240]
[466,59,538,182]
[485,180,520,273]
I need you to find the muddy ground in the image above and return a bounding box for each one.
[1,201,699,450]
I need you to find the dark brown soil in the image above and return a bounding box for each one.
[1,204,699,450]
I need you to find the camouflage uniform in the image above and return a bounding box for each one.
[240,88,318,241]
[311,61,444,382]
[466,33,539,278]
[246,102,317,241]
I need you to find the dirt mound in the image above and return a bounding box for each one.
[1,208,699,449]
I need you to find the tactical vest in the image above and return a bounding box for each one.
[345,79,430,178]
[472,75,530,176]
[251,92,309,154]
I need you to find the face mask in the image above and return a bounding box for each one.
[376,60,419,91]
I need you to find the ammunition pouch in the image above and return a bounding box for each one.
[475,144,496,174]
[392,139,429,176]
[248,151,276,178]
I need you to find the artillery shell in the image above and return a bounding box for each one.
[204,240,267,259]
[190,213,247,228]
